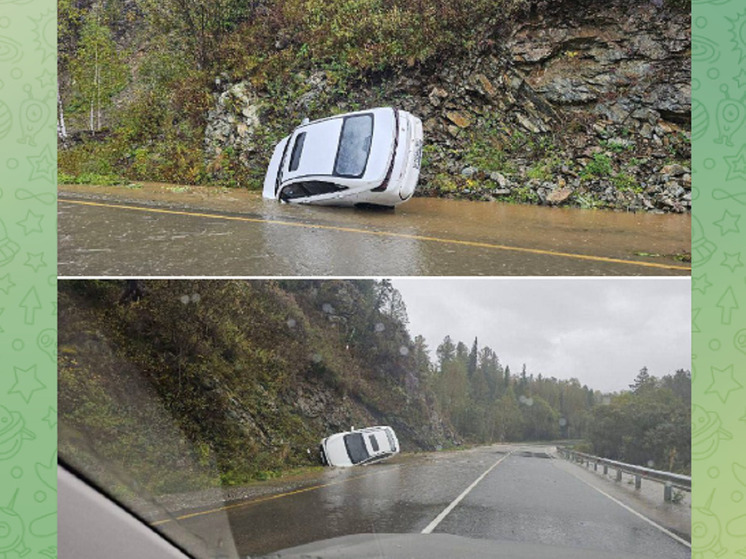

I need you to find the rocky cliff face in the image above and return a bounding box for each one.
[58,281,457,489]
[204,0,690,212]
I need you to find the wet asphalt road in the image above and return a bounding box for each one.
[157,445,690,558]
[57,185,691,276]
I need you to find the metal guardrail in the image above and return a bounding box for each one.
[557,447,691,502]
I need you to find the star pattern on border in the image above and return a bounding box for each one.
[16,210,43,235]
[693,274,713,295]
[706,364,744,403]
[26,146,54,183]
[721,251,744,272]
[24,252,46,272]
[35,68,55,89]
[724,145,746,181]
[8,365,46,404]
[713,210,741,236]
[42,407,57,429]
[0,274,14,295]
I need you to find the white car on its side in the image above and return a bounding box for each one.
[263,108,423,208]
[320,426,399,467]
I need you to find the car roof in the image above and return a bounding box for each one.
[281,108,396,184]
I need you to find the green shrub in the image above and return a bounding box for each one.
[581,153,613,180]
[611,173,642,193]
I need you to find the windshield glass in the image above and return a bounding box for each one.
[344,433,371,464]
[58,279,691,559]
[334,114,373,177]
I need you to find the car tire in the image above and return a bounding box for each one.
[319,445,328,466]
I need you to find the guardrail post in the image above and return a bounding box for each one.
[635,475,641,490]
[664,483,672,502]
[603,464,608,475]
[594,461,598,471]
[616,469,622,482]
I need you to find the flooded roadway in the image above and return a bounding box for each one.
[148,444,690,557]
[58,184,691,276]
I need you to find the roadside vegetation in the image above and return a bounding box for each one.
[57,0,691,213]
[59,280,691,499]
[58,0,529,186]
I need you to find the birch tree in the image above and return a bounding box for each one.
[69,10,128,133]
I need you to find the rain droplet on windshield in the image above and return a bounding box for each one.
[287,318,297,328]
[322,303,334,314]
[179,295,190,305]
[374,323,385,332]
[312,353,322,363]
[399,346,409,356]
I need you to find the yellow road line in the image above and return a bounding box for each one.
[151,467,396,526]
[60,199,691,272]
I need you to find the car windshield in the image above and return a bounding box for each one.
[334,114,373,177]
[344,433,371,464]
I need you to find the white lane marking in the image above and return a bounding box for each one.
[421,452,511,534]
[560,464,691,548]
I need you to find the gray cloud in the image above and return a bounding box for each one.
[392,278,690,393]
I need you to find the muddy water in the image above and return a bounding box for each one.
[58,183,690,276]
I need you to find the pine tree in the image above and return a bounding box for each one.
[467,337,478,378]
[436,335,455,369]
[629,366,654,394]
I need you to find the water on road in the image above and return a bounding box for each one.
[148,445,690,558]
[58,184,690,276]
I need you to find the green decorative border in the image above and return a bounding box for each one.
[0,0,58,557]
[692,0,746,556]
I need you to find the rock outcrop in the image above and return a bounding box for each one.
[205,0,690,212]
[204,80,263,171]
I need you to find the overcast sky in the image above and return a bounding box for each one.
[391,278,690,393]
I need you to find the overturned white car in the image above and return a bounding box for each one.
[263,108,423,208]
[319,426,400,467]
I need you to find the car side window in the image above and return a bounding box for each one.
[288,132,306,172]
[369,435,380,452]
[279,181,347,201]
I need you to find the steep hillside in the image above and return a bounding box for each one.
[58,280,455,492]
[59,280,691,495]
[58,0,690,212]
